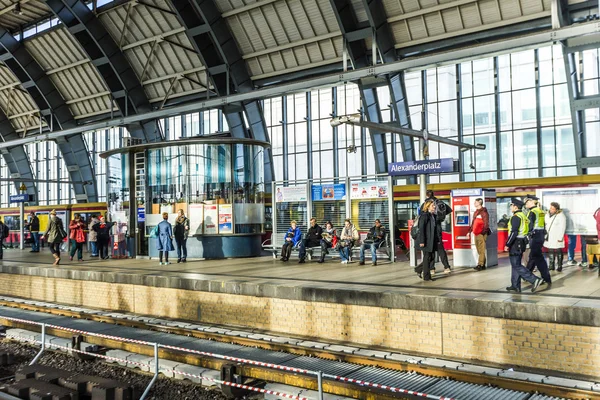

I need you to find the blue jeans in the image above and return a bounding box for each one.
[568,235,587,263]
[90,241,98,256]
[31,232,39,251]
[359,242,378,262]
[339,246,351,261]
[176,238,187,259]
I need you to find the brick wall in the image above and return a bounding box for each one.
[0,274,598,376]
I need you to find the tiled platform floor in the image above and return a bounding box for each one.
[0,248,598,305]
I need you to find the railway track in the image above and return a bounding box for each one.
[0,295,594,400]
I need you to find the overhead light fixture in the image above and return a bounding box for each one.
[13,2,23,15]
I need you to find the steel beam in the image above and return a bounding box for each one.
[0,26,97,202]
[363,0,415,166]
[45,0,162,143]
[329,0,388,173]
[563,48,586,174]
[2,21,600,150]
[170,0,273,182]
[0,109,37,199]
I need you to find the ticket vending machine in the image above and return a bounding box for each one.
[451,189,498,268]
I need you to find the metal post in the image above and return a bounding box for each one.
[387,175,395,262]
[128,151,137,258]
[345,177,352,220]
[140,343,159,400]
[317,370,324,400]
[306,180,312,225]
[419,138,427,204]
[271,181,277,239]
[29,323,45,365]
[19,200,24,250]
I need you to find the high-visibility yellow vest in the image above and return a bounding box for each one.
[515,211,529,237]
[529,206,545,230]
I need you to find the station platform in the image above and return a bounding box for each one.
[0,249,599,380]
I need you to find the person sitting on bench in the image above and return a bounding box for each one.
[359,219,385,266]
[281,220,301,262]
[298,218,322,263]
[318,221,337,263]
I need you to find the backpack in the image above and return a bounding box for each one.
[2,223,8,238]
[410,215,420,240]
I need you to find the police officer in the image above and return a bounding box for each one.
[524,195,551,285]
[505,199,543,293]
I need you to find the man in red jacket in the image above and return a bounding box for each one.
[467,198,490,271]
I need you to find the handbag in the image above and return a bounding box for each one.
[150,225,159,238]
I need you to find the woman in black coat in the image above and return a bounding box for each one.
[416,199,438,281]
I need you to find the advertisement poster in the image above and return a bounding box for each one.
[350,182,388,199]
[539,188,599,235]
[275,186,307,203]
[311,184,346,201]
[189,204,204,235]
[203,205,218,234]
[218,204,233,233]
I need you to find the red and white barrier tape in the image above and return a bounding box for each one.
[328,375,455,400]
[0,314,455,400]
[1,332,309,400]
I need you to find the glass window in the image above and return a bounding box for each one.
[511,50,535,90]
[473,95,495,134]
[437,65,456,101]
[473,58,494,96]
[513,129,538,169]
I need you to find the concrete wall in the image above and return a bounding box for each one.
[0,273,597,378]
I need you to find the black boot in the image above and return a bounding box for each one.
[549,253,555,271]
[557,252,563,272]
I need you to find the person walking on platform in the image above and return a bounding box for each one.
[415,200,438,281]
[544,202,566,272]
[43,210,66,266]
[419,190,453,274]
[318,221,337,263]
[157,212,174,265]
[467,198,490,271]
[359,219,385,266]
[298,218,322,263]
[0,217,8,260]
[338,219,358,264]
[25,211,40,253]
[174,209,190,263]
[92,215,113,260]
[525,195,551,285]
[68,214,86,262]
[280,220,301,262]
[505,199,543,293]
[88,215,99,257]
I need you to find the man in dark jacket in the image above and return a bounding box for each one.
[26,211,40,252]
[298,218,322,263]
[359,219,385,266]
[92,215,114,260]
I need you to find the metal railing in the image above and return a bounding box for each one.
[1,315,454,400]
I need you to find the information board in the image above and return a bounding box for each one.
[189,204,204,235]
[218,204,233,233]
[539,188,599,235]
[275,186,307,202]
[203,204,218,234]
[311,184,346,201]
[350,182,388,199]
